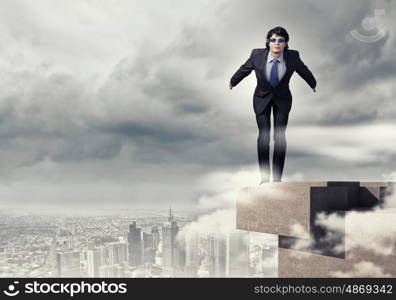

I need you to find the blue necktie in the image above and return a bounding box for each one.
[269,58,279,87]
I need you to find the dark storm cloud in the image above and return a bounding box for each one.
[173,23,216,59]
[303,1,395,125]
[328,33,395,93]
[286,150,318,159]
[317,107,379,125]
[1,0,396,209]
[94,119,214,143]
[1,0,394,170]
[108,44,213,117]
[139,70,210,116]
[92,119,253,166]
[212,0,396,125]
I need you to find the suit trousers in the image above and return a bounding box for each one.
[256,100,289,182]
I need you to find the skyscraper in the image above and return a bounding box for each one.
[49,237,57,276]
[86,249,102,277]
[227,231,249,277]
[185,232,199,277]
[142,232,155,264]
[55,251,81,277]
[175,233,186,275]
[128,221,142,267]
[106,242,128,266]
[99,264,125,278]
[151,226,160,252]
[205,235,216,276]
[213,235,227,277]
[162,207,179,270]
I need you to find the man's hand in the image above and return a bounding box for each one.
[229,83,233,90]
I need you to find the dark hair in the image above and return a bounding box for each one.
[266,26,289,50]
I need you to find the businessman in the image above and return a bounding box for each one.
[230,26,316,184]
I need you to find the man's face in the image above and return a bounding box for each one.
[268,33,287,54]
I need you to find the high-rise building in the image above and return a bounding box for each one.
[87,239,95,251]
[142,232,155,264]
[113,264,125,277]
[185,232,199,276]
[175,233,186,274]
[55,251,81,277]
[226,231,249,277]
[99,264,125,278]
[99,265,112,278]
[56,229,75,250]
[128,221,142,267]
[213,235,227,277]
[86,249,103,277]
[162,207,179,270]
[49,237,57,276]
[106,242,128,266]
[205,235,216,276]
[151,226,160,251]
[50,227,76,276]
[95,246,107,266]
[195,234,226,277]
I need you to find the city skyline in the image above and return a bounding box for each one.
[0,208,277,278]
[0,0,395,210]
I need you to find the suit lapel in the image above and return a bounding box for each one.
[260,48,269,80]
[282,50,291,77]
[259,49,271,89]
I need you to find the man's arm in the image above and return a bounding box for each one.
[294,51,317,91]
[229,50,254,89]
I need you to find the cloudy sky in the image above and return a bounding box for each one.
[0,0,395,212]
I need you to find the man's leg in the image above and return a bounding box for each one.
[272,105,289,182]
[256,103,272,183]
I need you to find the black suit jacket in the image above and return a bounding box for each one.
[230,48,316,116]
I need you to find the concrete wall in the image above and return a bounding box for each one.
[236,181,396,277]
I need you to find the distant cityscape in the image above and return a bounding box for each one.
[0,207,277,278]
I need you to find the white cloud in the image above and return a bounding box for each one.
[330,261,392,277]
[179,208,236,238]
[195,167,258,210]
[289,124,396,163]
[345,209,396,256]
[288,197,396,256]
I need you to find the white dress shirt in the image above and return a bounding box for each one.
[265,52,286,83]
